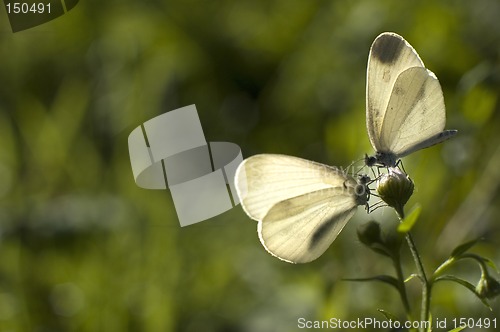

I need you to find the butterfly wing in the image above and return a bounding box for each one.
[235,154,366,264]
[366,32,424,152]
[258,188,359,263]
[379,67,457,157]
[235,154,349,221]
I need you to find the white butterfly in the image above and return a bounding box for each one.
[235,32,455,263]
[235,154,369,263]
[365,32,457,167]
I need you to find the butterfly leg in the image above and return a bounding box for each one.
[368,200,387,213]
[395,159,408,174]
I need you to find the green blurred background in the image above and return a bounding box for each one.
[0,0,498,331]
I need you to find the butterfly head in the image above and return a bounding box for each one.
[365,152,398,168]
[354,174,371,207]
[364,154,377,167]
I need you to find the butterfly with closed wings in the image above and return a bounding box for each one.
[365,32,457,167]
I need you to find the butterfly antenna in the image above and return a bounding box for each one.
[364,163,376,178]
[348,158,365,176]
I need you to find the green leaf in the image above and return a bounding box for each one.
[344,275,399,290]
[482,257,499,273]
[377,309,400,321]
[447,327,466,332]
[450,238,481,258]
[397,204,421,233]
[434,275,492,310]
[404,273,420,283]
[456,253,498,273]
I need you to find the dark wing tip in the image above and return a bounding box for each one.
[371,32,405,64]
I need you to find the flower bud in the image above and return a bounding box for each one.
[382,222,404,255]
[476,273,500,299]
[377,168,414,218]
[357,221,383,246]
[357,220,401,258]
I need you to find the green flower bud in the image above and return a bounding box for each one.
[357,220,401,258]
[382,221,404,255]
[377,168,414,218]
[357,221,383,247]
[476,273,500,299]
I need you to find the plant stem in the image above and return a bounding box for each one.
[397,210,430,330]
[405,233,430,329]
[392,254,411,317]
